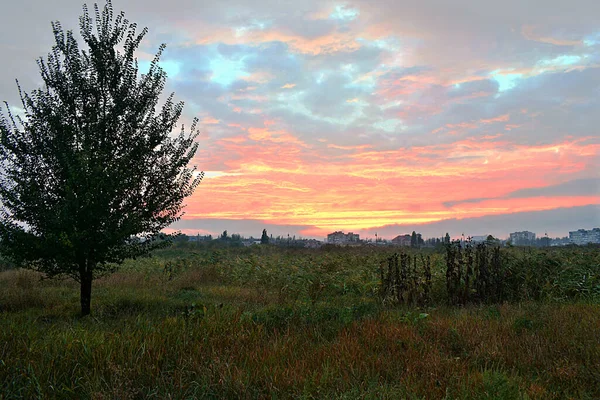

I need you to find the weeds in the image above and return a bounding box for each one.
[445,241,505,305]
[378,242,599,306]
[379,252,432,306]
[0,245,598,398]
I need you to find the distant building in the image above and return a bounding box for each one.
[509,231,536,246]
[187,234,213,242]
[242,239,262,247]
[304,239,323,249]
[327,231,360,244]
[569,228,600,245]
[550,237,570,247]
[470,235,488,243]
[391,234,412,246]
[327,231,345,243]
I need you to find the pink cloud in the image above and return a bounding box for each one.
[201,116,220,125]
[186,126,599,232]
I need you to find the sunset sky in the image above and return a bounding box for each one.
[1,0,599,239]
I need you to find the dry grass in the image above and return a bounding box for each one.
[0,246,598,399]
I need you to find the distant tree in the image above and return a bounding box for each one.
[221,230,228,240]
[0,1,202,316]
[411,231,417,247]
[173,234,190,243]
[445,233,451,244]
[261,229,269,244]
[485,235,498,246]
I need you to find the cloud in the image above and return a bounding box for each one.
[171,205,600,239]
[521,25,583,47]
[360,205,600,240]
[444,178,600,207]
[510,178,600,198]
[1,0,599,238]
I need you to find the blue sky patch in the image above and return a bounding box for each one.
[209,55,250,86]
[491,70,524,92]
[330,5,359,21]
[139,59,181,78]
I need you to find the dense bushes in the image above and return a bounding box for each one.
[502,245,600,301]
[380,242,600,306]
[0,253,15,271]
[168,244,599,306]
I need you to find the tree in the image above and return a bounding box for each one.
[221,230,229,240]
[0,1,202,316]
[230,233,242,247]
[410,231,417,247]
[445,233,451,244]
[485,234,496,246]
[260,229,269,244]
[173,234,190,243]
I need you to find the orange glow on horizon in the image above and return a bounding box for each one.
[184,118,600,235]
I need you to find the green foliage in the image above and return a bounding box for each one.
[0,1,201,315]
[0,245,599,398]
[440,242,600,305]
[246,302,379,332]
[513,317,535,334]
[411,231,417,247]
[502,246,600,301]
[479,370,525,400]
[0,253,16,271]
[261,228,269,244]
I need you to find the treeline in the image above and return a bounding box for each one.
[171,230,318,249]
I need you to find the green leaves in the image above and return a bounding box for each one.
[0,0,202,314]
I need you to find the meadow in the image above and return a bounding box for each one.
[1,244,599,399]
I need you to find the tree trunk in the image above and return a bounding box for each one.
[80,270,93,316]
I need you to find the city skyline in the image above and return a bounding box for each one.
[176,225,600,247]
[171,207,599,242]
[1,0,599,238]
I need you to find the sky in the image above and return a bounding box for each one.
[1,0,599,240]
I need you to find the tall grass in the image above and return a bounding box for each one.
[0,245,599,398]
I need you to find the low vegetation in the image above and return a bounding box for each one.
[1,245,599,399]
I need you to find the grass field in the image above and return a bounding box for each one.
[1,245,599,399]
